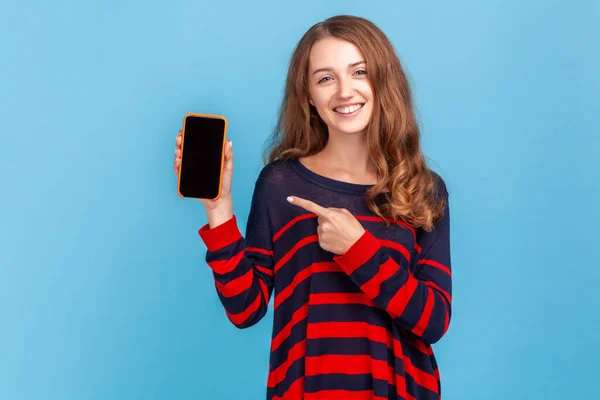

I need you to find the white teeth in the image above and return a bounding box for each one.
[334,104,363,114]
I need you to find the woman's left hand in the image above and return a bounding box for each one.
[287,195,366,255]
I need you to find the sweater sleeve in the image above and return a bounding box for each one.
[198,176,274,329]
[333,179,452,344]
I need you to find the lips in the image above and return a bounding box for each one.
[333,103,364,114]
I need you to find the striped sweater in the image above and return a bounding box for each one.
[198,158,452,400]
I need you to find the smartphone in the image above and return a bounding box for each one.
[177,113,228,200]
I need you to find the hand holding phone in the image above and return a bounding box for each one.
[174,113,234,223]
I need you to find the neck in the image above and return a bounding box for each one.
[319,131,373,174]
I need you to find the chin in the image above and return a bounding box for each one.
[330,121,370,136]
[342,127,369,135]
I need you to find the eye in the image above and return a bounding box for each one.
[318,76,332,84]
[354,69,367,76]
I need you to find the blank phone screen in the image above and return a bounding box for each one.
[179,115,226,199]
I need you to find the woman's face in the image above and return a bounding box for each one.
[307,37,374,138]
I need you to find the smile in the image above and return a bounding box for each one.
[334,103,364,114]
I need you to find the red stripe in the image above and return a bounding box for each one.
[307,321,392,344]
[305,391,387,400]
[334,231,380,274]
[259,279,269,304]
[255,265,273,277]
[309,293,375,307]
[392,337,408,398]
[355,215,416,236]
[423,280,452,304]
[429,282,451,335]
[271,304,308,352]
[246,246,274,256]
[360,257,399,298]
[311,261,340,273]
[356,216,393,224]
[198,216,241,251]
[274,235,319,273]
[306,321,438,395]
[306,354,394,384]
[274,266,312,309]
[207,250,244,275]
[393,220,416,236]
[278,214,417,241]
[273,214,421,256]
[378,239,410,262]
[411,287,434,337]
[399,346,439,394]
[274,262,340,310]
[305,356,419,400]
[418,259,451,276]
[404,336,433,356]
[267,340,306,387]
[386,275,419,318]
[225,292,261,326]
[356,215,420,254]
[272,377,304,400]
[392,337,438,394]
[273,213,316,242]
[215,268,253,297]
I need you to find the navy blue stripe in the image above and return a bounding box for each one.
[216,282,262,316]
[306,337,393,361]
[311,270,363,294]
[305,374,392,398]
[399,339,435,374]
[405,372,439,400]
[307,303,391,327]
[269,318,307,371]
[272,280,310,337]
[274,241,328,289]
[205,237,244,262]
[273,215,318,245]
[271,357,305,399]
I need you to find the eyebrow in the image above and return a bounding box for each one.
[311,60,366,76]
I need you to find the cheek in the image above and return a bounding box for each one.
[311,93,328,108]
[313,99,333,120]
[360,82,374,101]
[309,88,332,111]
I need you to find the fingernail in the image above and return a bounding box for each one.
[287,196,294,203]
[229,140,233,148]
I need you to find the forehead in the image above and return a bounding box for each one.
[309,37,364,70]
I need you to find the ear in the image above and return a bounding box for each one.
[308,96,314,106]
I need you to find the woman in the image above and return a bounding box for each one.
[174,15,451,400]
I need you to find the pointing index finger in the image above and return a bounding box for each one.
[287,196,328,217]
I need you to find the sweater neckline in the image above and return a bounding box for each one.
[289,158,374,195]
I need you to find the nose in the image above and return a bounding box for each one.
[337,75,354,99]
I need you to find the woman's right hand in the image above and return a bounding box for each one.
[174,130,234,227]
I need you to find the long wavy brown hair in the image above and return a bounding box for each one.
[263,15,446,231]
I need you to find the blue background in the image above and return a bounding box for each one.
[1,1,598,399]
